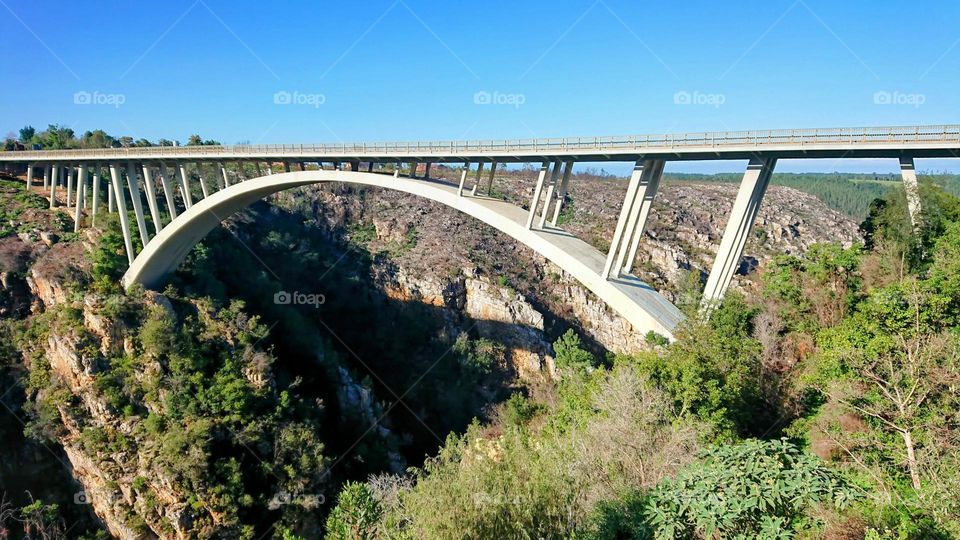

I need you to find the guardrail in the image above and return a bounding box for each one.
[4,124,960,159]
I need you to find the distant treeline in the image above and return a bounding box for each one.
[664,172,960,219]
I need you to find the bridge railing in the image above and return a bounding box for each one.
[4,124,959,159]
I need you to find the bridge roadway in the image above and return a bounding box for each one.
[2,124,957,341]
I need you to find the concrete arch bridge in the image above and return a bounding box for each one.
[3,124,957,340]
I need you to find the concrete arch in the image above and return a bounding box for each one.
[122,170,685,338]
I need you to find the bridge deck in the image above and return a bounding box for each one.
[3,124,959,162]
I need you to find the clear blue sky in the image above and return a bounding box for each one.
[2,0,958,173]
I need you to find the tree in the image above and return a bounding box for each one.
[187,134,203,146]
[325,482,382,540]
[19,125,35,142]
[644,439,856,539]
[552,329,595,376]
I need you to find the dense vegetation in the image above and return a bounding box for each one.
[323,182,960,538]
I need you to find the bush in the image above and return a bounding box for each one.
[325,482,382,540]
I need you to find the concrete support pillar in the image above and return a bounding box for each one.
[408,162,417,178]
[25,164,34,190]
[109,164,135,264]
[899,157,922,228]
[218,162,231,188]
[538,161,563,228]
[701,157,777,309]
[622,160,665,274]
[42,164,50,190]
[73,165,88,232]
[458,163,471,196]
[485,161,497,196]
[550,161,573,226]
[141,165,163,234]
[602,160,648,279]
[267,162,274,175]
[525,161,550,229]
[126,162,150,249]
[255,162,263,177]
[49,164,59,208]
[66,165,75,209]
[194,162,210,198]
[298,162,306,172]
[394,163,400,178]
[368,162,375,173]
[157,163,178,219]
[108,182,115,213]
[91,164,101,227]
[424,162,432,179]
[177,163,193,208]
[470,163,485,196]
[283,162,291,173]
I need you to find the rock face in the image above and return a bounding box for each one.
[277,173,859,355]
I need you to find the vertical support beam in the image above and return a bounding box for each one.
[470,163,485,195]
[622,160,665,274]
[525,161,550,229]
[25,164,34,190]
[49,164,59,208]
[126,162,150,249]
[485,161,498,196]
[108,182,115,213]
[538,160,563,228]
[255,162,263,177]
[66,165,75,209]
[219,162,231,188]
[602,160,647,279]
[267,162,274,175]
[408,161,417,178]
[701,157,777,308]
[458,163,471,196]
[368,162,375,173]
[42,164,50,190]
[177,162,193,208]
[91,163,101,227]
[550,161,573,226]
[158,163,178,219]
[109,164,135,264]
[899,157,922,228]
[298,162,306,172]
[73,165,88,232]
[141,165,163,234]
[424,162,432,179]
[194,162,210,198]
[283,162,291,173]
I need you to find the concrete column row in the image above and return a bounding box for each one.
[602,159,664,279]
